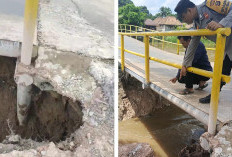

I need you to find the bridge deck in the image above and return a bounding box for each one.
[119,36,232,125]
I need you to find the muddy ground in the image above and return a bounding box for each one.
[0,54,113,156]
[118,71,168,121]
[0,56,82,150]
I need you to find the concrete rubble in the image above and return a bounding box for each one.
[200,125,232,156]
[119,143,155,157]
[0,0,114,156]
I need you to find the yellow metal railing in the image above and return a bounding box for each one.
[119,28,231,135]
[118,24,216,54]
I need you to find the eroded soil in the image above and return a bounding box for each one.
[0,56,83,144]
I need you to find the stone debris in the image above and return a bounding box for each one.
[119,143,155,157]
[200,126,232,156]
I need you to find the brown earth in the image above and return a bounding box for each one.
[118,72,168,121]
[0,56,83,144]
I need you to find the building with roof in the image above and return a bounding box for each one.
[144,19,157,30]
[144,16,193,31]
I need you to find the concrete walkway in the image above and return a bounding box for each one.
[119,36,232,125]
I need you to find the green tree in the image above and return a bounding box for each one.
[138,6,149,14]
[154,7,175,18]
[119,3,149,26]
[119,0,133,7]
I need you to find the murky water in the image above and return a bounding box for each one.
[0,0,25,16]
[119,105,205,157]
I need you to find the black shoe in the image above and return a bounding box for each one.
[199,94,211,104]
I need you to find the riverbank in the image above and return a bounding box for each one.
[118,72,210,156]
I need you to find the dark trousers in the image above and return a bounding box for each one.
[178,72,210,89]
[221,55,232,89]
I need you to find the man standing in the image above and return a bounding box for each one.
[174,0,232,103]
[170,36,212,95]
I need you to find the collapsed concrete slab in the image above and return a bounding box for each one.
[0,0,114,156]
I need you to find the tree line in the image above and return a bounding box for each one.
[119,0,176,26]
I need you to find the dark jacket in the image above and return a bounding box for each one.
[176,41,213,78]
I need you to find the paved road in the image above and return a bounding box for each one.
[74,0,114,41]
[119,36,232,125]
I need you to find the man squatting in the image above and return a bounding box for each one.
[174,0,232,103]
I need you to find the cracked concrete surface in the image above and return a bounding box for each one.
[0,0,114,156]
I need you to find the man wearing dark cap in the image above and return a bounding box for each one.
[174,0,232,103]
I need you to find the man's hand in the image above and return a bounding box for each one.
[170,77,177,83]
[180,66,187,80]
[206,21,224,31]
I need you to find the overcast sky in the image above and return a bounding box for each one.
[131,0,204,15]
[0,0,25,16]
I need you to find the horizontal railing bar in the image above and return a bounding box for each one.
[149,56,230,83]
[119,24,217,50]
[119,28,231,37]
[119,47,145,58]
[206,48,216,51]
[118,46,230,83]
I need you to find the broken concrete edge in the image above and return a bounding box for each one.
[120,64,222,126]
[1,40,114,104]
[0,39,113,61]
[15,62,78,103]
[200,125,232,156]
[0,39,38,58]
[89,60,114,106]
[15,57,114,105]
[37,45,114,61]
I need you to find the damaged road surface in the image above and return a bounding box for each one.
[0,0,114,156]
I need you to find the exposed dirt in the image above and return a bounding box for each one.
[179,143,210,157]
[0,56,113,156]
[119,143,156,157]
[118,72,168,121]
[0,56,83,145]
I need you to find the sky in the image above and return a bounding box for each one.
[131,0,204,15]
[0,0,25,16]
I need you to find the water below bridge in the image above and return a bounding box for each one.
[119,105,205,157]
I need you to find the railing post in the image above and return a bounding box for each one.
[177,39,180,55]
[121,35,125,71]
[16,0,39,125]
[208,33,226,135]
[130,25,131,33]
[135,27,137,40]
[152,31,154,46]
[125,25,126,33]
[143,28,146,43]
[162,36,165,50]
[144,35,150,83]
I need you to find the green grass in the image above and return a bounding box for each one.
[161,36,215,48]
